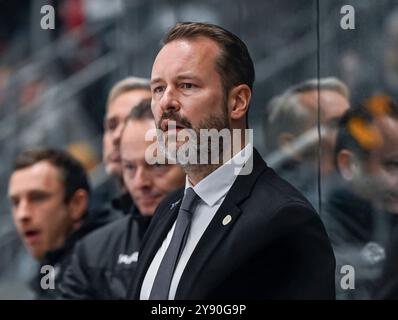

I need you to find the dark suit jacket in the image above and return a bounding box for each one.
[128,149,336,299]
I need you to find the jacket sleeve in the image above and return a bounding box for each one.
[58,241,95,299]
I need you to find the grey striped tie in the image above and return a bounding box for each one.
[149,187,199,299]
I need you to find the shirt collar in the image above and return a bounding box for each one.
[185,143,253,207]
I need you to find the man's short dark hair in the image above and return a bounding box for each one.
[13,148,90,204]
[163,22,255,93]
[335,95,398,162]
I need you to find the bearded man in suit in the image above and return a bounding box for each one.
[130,22,336,300]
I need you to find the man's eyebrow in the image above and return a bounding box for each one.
[8,193,16,200]
[121,158,137,164]
[150,78,162,86]
[104,115,117,124]
[150,74,198,85]
[29,190,51,196]
[175,74,197,81]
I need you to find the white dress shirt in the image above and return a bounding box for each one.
[140,144,253,300]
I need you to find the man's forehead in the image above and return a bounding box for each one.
[161,36,220,52]
[298,89,349,123]
[9,162,63,196]
[298,89,348,107]
[122,119,155,137]
[121,141,155,165]
[121,120,156,147]
[152,37,220,74]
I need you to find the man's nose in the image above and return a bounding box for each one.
[112,123,124,146]
[134,167,152,189]
[159,87,181,114]
[15,200,32,222]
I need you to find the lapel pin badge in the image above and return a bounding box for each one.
[222,215,232,226]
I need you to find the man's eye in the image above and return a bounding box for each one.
[10,198,19,208]
[181,83,194,89]
[30,193,48,202]
[105,120,118,132]
[124,164,136,171]
[153,86,165,94]
[151,163,169,173]
[124,163,138,175]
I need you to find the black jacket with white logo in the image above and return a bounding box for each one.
[59,207,151,299]
[30,204,120,300]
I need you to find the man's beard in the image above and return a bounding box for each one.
[157,103,230,166]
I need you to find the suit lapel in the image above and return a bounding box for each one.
[175,196,241,299]
[175,149,268,299]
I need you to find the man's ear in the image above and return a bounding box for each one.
[67,189,89,222]
[228,84,251,121]
[337,149,359,181]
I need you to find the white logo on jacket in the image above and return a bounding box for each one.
[118,252,139,264]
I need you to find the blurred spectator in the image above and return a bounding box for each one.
[7,148,110,299]
[323,95,398,299]
[264,77,350,205]
[90,76,151,213]
[60,99,185,299]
